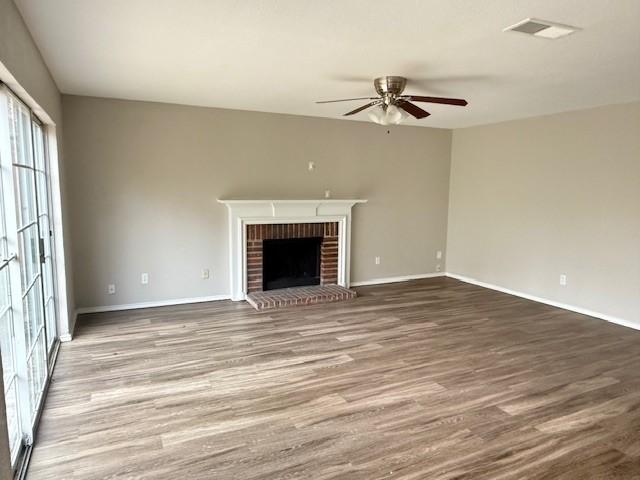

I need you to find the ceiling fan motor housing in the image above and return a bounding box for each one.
[374,76,407,101]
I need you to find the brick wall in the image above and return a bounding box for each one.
[246,222,339,293]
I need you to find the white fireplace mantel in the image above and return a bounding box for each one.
[218,199,367,300]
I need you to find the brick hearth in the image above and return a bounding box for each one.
[246,285,356,311]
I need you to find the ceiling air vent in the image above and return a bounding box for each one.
[504,18,580,39]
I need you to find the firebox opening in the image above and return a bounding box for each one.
[263,237,322,291]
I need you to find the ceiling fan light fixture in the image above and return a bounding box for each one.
[385,104,403,125]
[368,104,403,126]
[368,105,386,125]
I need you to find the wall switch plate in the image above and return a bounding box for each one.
[375,256,381,265]
[202,268,210,279]
[107,284,116,294]
[559,274,567,286]
[308,161,315,171]
[436,250,442,259]
[141,273,149,285]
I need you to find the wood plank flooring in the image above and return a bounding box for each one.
[27,278,640,479]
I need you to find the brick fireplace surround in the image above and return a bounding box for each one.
[246,222,339,293]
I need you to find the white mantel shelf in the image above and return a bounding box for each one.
[218,199,366,210]
[218,199,367,204]
[218,198,367,300]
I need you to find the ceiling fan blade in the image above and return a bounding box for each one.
[343,101,381,116]
[401,95,468,106]
[397,101,430,119]
[316,97,378,104]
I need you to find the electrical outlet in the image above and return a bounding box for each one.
[436,264,441,272]
[324,190,331,198]
[202,268,210,279]
[308,161,315,171]
[107,284,116,295]
[559,274,567,286]
[375,256,381,265]
[436,250,442,260]
[141,273,149,285]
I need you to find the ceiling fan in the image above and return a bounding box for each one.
[316,76,468,125]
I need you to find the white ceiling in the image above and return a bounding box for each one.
[15,0,640,128]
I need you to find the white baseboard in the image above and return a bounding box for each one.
[351,272,445,287]
[68,273,639,335]
[75,294,230,315]
[446,272,639,332]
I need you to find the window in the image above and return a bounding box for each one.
[0,85,59,472]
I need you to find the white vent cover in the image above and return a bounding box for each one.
[504,18,580,39]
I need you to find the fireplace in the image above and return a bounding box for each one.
[218,199,366,301]
[246,222,339,293]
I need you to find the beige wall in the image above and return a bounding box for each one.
[0,0,59,120]
[447,102,640,326]
[63,95,452,308]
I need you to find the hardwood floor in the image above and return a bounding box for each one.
[28,278,640,479]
